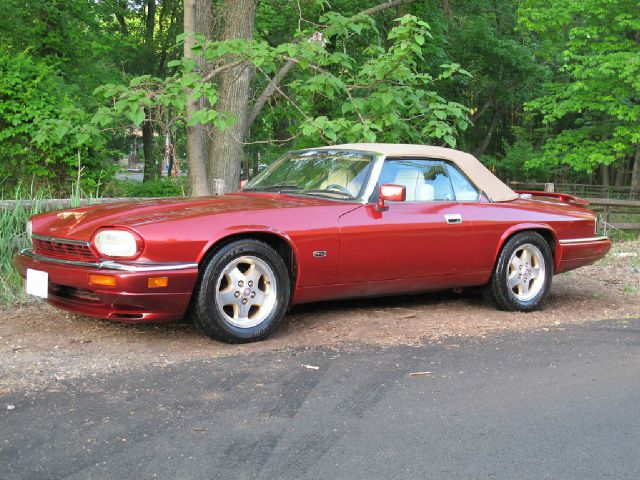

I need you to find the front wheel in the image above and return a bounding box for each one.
[191,239,291,343]
[485,232,553,311]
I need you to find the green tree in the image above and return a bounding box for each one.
[0,51,109,183]
[96,7,472,193]
[520,0,640,191]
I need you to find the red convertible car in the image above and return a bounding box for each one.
[15,144,611,343]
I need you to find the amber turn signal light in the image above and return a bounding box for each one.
[89,274,117,287]
[147,277,169,288]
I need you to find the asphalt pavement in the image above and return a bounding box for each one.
[2,318,640,479]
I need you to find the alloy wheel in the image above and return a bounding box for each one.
[506,243,546,302]
[215,255,278,328]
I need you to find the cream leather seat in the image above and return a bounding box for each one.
[416,182,435,201]
[320,169,361,196]
[393,169,434,201]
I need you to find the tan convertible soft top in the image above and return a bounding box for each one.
[314,143,518,202]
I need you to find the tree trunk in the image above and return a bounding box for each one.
[116,1,128,34]
[207,0,256,193]
[631,143,640,194]
[600,164,610,188]
[442,0,452,17]
[473,108,500,157]
[141,0,157,182]
[142,115,158,181]
[184,0,212,196]
[614,165,624,187]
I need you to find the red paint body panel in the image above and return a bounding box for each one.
[14,253,197,321]
[16,189,611,322]
[557,240,612,274]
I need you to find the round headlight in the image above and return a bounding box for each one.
[26,220,32,240]
[93,229,140,258]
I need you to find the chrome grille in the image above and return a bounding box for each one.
[32,236,96,261]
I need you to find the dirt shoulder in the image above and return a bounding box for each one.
[1,240,638,394]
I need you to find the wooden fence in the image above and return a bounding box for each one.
[510,181,639,200]
[586,198,640,231]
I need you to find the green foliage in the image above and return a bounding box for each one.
[3,0,635,191]
[0,185,46,303]
[107,178,188,198]
[287,14,471,147]
[0,51,110,182]
[96,12,471,156]
[520,0,640,174]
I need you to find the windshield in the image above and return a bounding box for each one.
[243,150,375,201]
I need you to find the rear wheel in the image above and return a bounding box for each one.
[192,239,290,343]
[485,231,553,311]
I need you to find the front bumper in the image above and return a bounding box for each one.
[14,249,199,322]
[556,236,612,273]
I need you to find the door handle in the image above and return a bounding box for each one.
[444,214,463,224]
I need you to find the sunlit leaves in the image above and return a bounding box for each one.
[519,0,639,173]
[94,12,470,151]
[0,51,109,180]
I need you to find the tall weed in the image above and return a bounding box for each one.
[0,186,46,303]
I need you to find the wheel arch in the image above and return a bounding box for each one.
[494,224,559,271]
[197,229,299,290]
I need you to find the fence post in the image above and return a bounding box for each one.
[544,182,554,192]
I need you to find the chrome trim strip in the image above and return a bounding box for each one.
[32,234,91,247]
[559,236,609,245]
[20,249,198,272]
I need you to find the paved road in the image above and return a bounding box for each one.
[2,318,640,479]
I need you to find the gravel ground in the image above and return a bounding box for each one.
[1,240,638,393]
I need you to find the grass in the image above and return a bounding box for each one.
[0,186,47,303]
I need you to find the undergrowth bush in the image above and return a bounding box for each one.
[0,187,46,303]
[103,178,188,198]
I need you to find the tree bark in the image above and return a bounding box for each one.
[116,1,128,35]
[631,143,640,193]
[184,0,212,196]
[359,0,416,16]
[442,0,453,17]
[248,59,296,127]
[600,164,610,188]
[614,165,624,187]
[208,0,256,193]
[142,115,158,181]
[145,0,156,48]
[473,108,500,157]
[141,0,157,181]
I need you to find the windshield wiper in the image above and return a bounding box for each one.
[302,188,355,199]
[245,184,300,193]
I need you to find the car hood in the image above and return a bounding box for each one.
[32,193,350,240]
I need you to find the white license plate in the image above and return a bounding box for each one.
[26,268,48,299]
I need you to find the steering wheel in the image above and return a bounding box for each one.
[324,184,352,196]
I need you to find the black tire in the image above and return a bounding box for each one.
[191,239,291,343]
[485,231,553,311]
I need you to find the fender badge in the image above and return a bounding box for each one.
[312,250,327,258]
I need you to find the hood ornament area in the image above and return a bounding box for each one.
[57,211,85,221]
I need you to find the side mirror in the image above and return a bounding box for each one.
[376,184,406,211]
[239,179,248,189]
